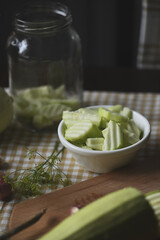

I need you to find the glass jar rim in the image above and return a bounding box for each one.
[14,1,72,34]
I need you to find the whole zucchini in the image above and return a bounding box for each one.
[39,187,160,240]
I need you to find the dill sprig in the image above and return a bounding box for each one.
[4,142,71,198]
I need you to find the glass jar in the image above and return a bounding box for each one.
[7,1,83,131]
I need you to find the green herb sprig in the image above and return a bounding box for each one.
[4,142,71,198]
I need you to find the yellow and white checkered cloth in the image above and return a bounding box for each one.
[0,90,160,233]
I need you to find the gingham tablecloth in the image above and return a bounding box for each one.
[0,90,160,233]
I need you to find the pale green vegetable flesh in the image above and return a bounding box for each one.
[65,120,102,143]
[62,105,143,151]
[99,107,128,123]
[102,120,124,151]
[0,88,13,133]
[63,109,101,127]
[120,107,133,119]
[38,187,159,240]
[146,191,160,234]
[86,138,104,150]
[13,85,80,130]
[107,104,122,112]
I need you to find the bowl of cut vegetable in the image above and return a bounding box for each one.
[58,105,150,173]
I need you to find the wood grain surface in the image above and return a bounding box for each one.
[8,155,160,240]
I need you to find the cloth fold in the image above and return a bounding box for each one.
[137,0,160,69]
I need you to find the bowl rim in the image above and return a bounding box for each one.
[58,105,151,156]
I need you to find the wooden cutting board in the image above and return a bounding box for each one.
[9,157,160,240]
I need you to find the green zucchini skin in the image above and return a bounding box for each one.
[39,188,158,240]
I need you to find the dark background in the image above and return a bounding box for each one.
[1,0,160,92]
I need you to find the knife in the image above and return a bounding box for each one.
[0,208,46,240]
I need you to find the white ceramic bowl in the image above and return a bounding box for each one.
[58,105,151,173]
